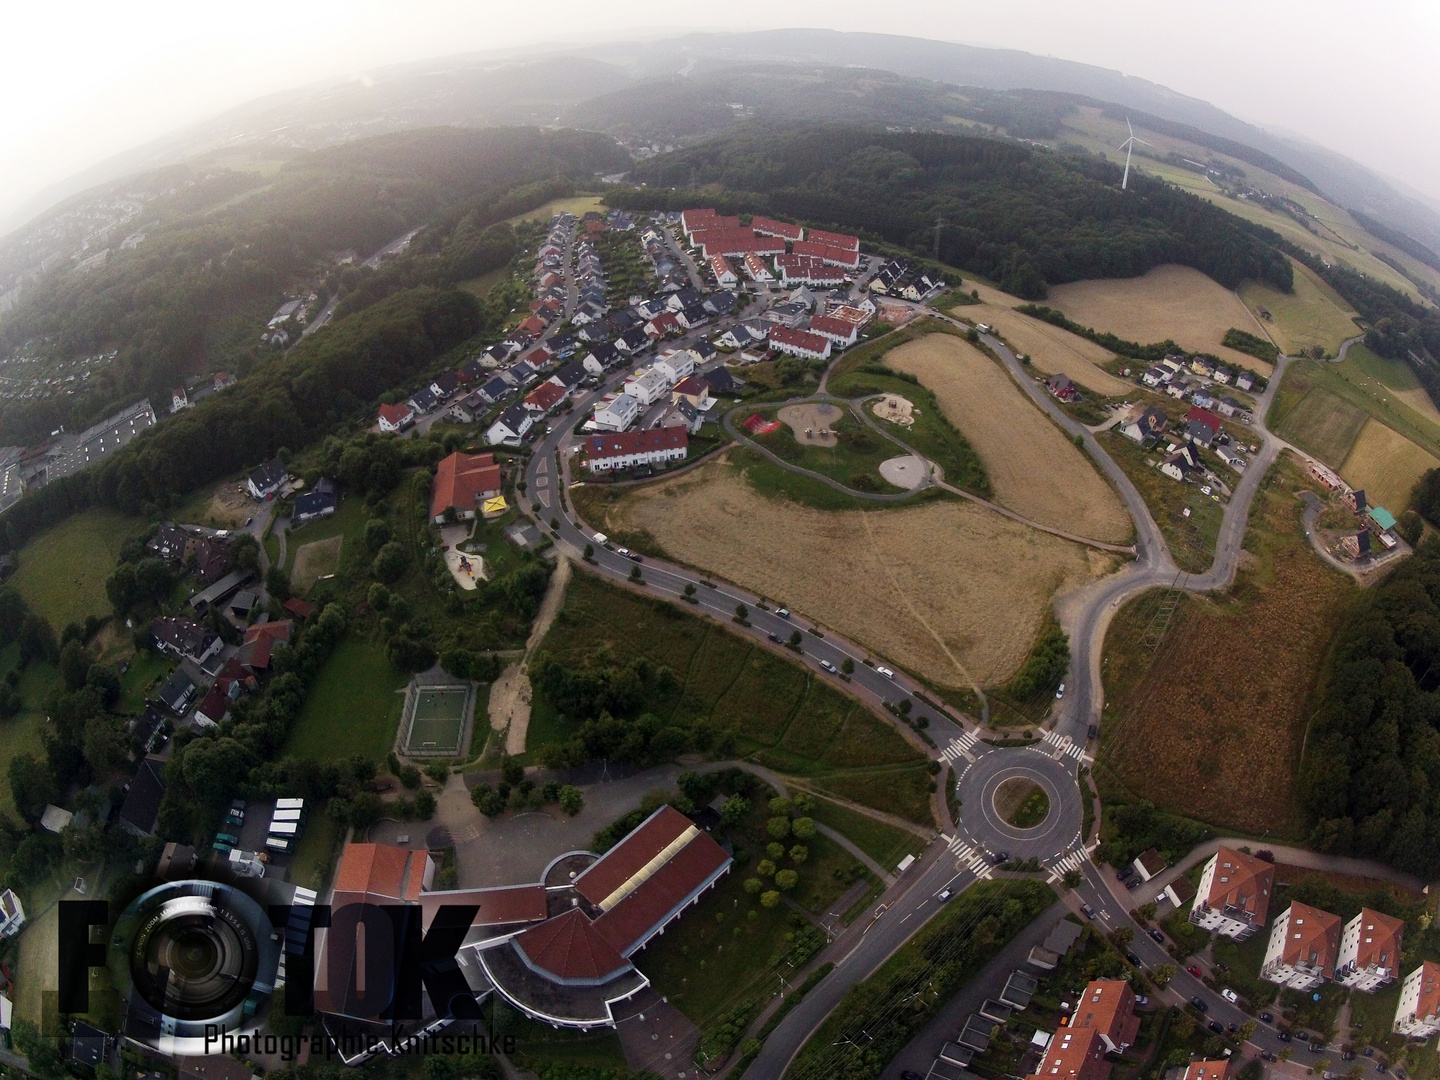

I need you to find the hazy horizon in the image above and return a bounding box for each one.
[5,0,1439,231]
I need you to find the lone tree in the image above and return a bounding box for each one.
[841,657,855,675]
[735,603,749,622]
[788,629,802,647]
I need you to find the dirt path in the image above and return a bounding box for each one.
[487,556,572,756]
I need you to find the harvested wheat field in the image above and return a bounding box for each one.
[953,294,1132,397]
[590,458,1115,688]
[1342,419,1439,514]
[883,334,1132,543]
[1048,264,1272,374]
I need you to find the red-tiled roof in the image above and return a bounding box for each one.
[709,254,735,278]
[240,619,293,670]
[1277,903,1342,977]
[1203,846,1274,924]
[1411,961,1440,1022]
[1186,405,1224,432]
[196,684,229,724]
[750,216,804,240]
[430,451,502,518]
[283,598,314,620]
[585,427,688,462]
[1027,980,1138,1080]
[512,908,631,984]
[378,402,413,426]
[334,842,426,902]
[1351,908,1405,971]
[525,381,566,412]
[576,805,695,905]
[807,227,859,251]
[769,326,832,354]
[809,315,857,341]
[672,375,707,396]
[593,827,730,955]
[418,884,547,932]
[792,239,861,266]
[1183,1061,1230,1080]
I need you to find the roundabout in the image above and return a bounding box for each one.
[953,747,1083,860]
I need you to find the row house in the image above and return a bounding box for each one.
[808,315,859,347]
[749,216,804,241]
[769,326,833,361]
[585,427,689,473]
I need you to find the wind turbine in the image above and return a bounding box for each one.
[1118,118,1151,190]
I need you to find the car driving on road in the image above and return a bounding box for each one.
[819,659,837,673]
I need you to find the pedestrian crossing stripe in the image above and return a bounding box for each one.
[1042,729,1092,763]
[1046,848,1091,883]
[939,729,980,764]
[947,837,993,880]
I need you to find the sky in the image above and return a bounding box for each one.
[3,0,1438,228]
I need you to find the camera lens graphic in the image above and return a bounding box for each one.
[110,880,280,1053]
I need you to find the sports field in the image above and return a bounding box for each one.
[882,334,1132,543]
[1048,264,1271,374]
[589,456,1114,688]
[1237,259,1359,358]
[1342,419,1439,514]
[402,685,470,754]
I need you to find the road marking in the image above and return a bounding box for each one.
[1042,728,1090,762]
[1046,848,1092,883]
[940,729,978,764]
[947,838,993,880]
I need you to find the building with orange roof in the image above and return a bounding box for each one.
[1262,902,1342,990]
[1190,846,1274,939]
[1338,908,1405,991]
[238,619,292,672]
[1183,1060,1230,1080]
[429,451,502,523]
[1025,979,1138,1080]
[1395,961,1440,1037]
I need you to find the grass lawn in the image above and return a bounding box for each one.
[119,650,171,713]
[283,497,367,573]
[1271,356,1440,465]
[1098,431,1224,573]
[456,266,511,301]
[534,572,933,823]
[807,797,924,869]
[289,812,341,892]
[283,639,410,761]
[752,406,905,492]
[1237,258,1360,357]
[499,194,604,228]
[11,508,147,630]
[787,831,875,917]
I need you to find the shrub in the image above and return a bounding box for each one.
[767,815,791,839]
[760,890,780,908]
[774,869,798,891]
[791,817,816,839]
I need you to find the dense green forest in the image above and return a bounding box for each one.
[616,123,1294,298]
[1299,539,1440,875]
[0,127,627,443]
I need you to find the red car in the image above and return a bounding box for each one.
[1188,964,1203,978]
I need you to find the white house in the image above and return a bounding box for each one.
[0,889,24,938]
[247,458,287,500]
[654,349,697,385]
[377,402,415,433]
[768,326,832,361]
[709,255,738,288]
[1337,909,1404,991]
[743,252,774,282]
[808,315,859,347]
[486,402,535,447]
[1119,405,1168,444]
[1141,367,1169,387]
[1395,962,1440,1037]
[1160,446,1203,482]
[624,368,671,407]
[1261,903,1341,990]
[592,393,640,432]
[1190,846,1274,940]
[585,427,688,473]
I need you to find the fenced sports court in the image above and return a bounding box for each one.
[398,681,473,757]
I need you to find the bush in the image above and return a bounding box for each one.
[767,815,791,839]
[774,869,798,891]
[413,790,436,819]
[471,782,505,817]
[791,816,816,839]
[372,541,408,583]
[760,890,780,908]
[558,785,584,815]
[1396,509,1423,546]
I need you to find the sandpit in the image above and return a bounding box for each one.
[779,402,842,447]
[873,393,916,427]
[440,523,484,591]
[879,455,927,490]
[292,536,343,594]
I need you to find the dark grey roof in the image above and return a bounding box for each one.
[119,757,166,835]
[493,402,532,435]
[552,361,587,388]
[408,386,439,412]
[480,376,511,401]
[248,458,286,492]
[293,487,337,519]
[156,669,196,714]
[69,1021,109,1067]
[188,569,252,610]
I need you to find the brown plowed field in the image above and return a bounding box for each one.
[587,457,1115,688]
[882,334,1132,543]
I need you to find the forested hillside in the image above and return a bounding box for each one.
[618,124,1294,298]
[1299,539,1440,875]
[0,127,627,443]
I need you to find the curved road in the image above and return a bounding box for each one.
[517,299,1316,1079]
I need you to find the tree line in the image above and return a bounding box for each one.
[613,123,1295,300]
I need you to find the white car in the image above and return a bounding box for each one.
[1055,683,1066,699]
[877,666,895,679]
[1222,989,1239,1003]
[819,659,837,673]
[1200,485,1212,495]
[615,547,632,558]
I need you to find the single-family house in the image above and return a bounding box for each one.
[150,617,222,665]
[157,667,197,715]
[1236,371,1256,392]
[1212,367,1233,385]
[293,477,337,524]
[645,312,681,338]
[430,452,502,522]
[508,360,538,386]
[659,399,702,434]
[704,291,738,317]
[1215,445,1245,472]
[702,367,741,397]
[1191,846,1274,939]
[151,523,191,563]
[676,304,708,330]
[378,403,415,433]
[1141,367,1169,387]
[0,889,25,938]
[118,758,165,836]
[451,390,489,423]
[743,252,774,282]
[592,393,640,432]
[549,361,587,392]
[1191,356,1217,377]
[1262,902,1342,990]
[238,619,292,673]
[1160,446,1204,482]
[524,381,567,414]
[407,386,440,415]
[768,326,832,361]
[585,427,688,473]
[429,371,463,399]
[583,343,621,375]
[1119,406,1168,444]
[1191,389,1216,410]
[1394,961,1440,1037]
[478,375,512,404]
[654,350,697,385]
[616,328,651,355]
[1341,530,1373,559]
[666,287,703,312]
[1046,373,1077,401]
[1337,909,1405,991]
[1367,506,1398,534]
[709,255,738,288]
[486,402,535,447]
[624,368,671,407]
[1185,419,1218,448]
[670,376,713,412]
[247,458,287,500]
[1344,488,1368,514]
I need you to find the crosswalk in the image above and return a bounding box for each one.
[939,729,980,764]
[1046,847,1091,884]
[1043,728,1091,763]
[941,834,994,880]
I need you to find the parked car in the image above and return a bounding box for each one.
[1088,724,1099,740]
[1262,1052,1277,1062]
[1209,1021,1225,1034]
[1344,1052,1357,1061]
[1081,904,1096,919]
[1191,996,1209,1012]
[615,546,633,557]
[1055,683,1066,699]
[1126,952,1143,967]
[1148,928,1165,944]
[1187,964,1203,977]
[216,832,239,845]
[1260,1012,1274,1024]
[1278,1032,1292,1042]
[768,633,783,643]
[877,666,895,679]
[626,551,643,562]
[1222,989,1239,1003]
[776,608,790,619]
[1311,1043,1325,1054]
[819,660,837,673]
[1135,996,1149,1006]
